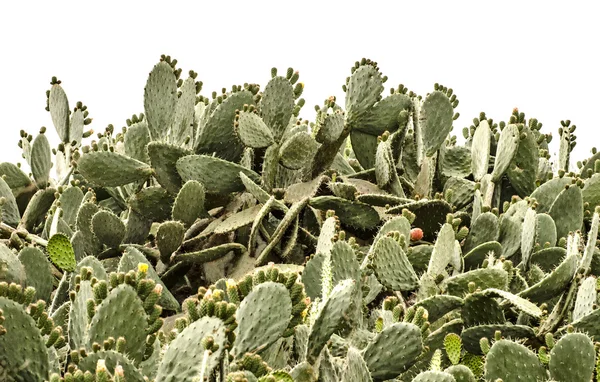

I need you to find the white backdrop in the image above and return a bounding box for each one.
[1,1,598,172]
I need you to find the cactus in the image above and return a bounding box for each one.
[6,55,600,381]
[484,339,547,382]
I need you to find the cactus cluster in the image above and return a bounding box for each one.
[3,55,600,381]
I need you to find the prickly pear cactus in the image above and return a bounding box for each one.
[4,54,600,381]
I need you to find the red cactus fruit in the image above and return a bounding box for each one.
[410,228,423,241]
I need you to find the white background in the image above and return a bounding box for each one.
[1,1,598,171]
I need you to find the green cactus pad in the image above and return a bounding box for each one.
[356,193,412,207]
[529,176,573,212]
[462,324,535,355]
[519,207,537,268]
[172,242,246,264]
[350,130,379,170]
[530,246,566,272]
[548,332,595,382]
[119,246,179,311]
[88,284,148,364]
[306,279,357,363]
[235,110,275,148]
[76,350,145,382]
[401,319,464,380]
[441,146,472,179]
[47,233,76,272]
[371,216,411,252]
[48,83,70,142]
[498,215,522,259]
[49,271,70,315]
[444,364,476,382]
[419,91,454,157]
[413,295,464,324]
[157,316,227,381]
[345,64,384,127]
[329,181,359,200]
[582,173,600,212]
[484,339,546,382]
[214,205,262,235]
[0,162,32,191]
[196,90,255,162]
[506,126,539,196]
[461,292,505,328]
[18,246,53,301]
[284,175,328,204]
[68,279,94,350]
[330,240,361,284]
[443,177,476,210]
[50,300,70,336]
[443,268,509,297]
[548,184,583,240]
[233,281,292,357]
[123,209,153,245]
[340,347,372,382]
[58,186,84,226]
[77,151,153,187]
[129,186,175,222]
[573,276,596,321]
[148,142,191,194]
[471,120,491,182]
[156,220,185,262]
[569,305,600,340]
[353,93,412,136]
[279,131,320,170]
[124,120,151,163]
[318,346,340,382]
[260,76,295,140]
[309,196,380,231]
[301,252,326,301]
[177,154,260,194]
[144,60,177,140]
[0,297,50,381]
[463,212,499,253]
[1,244,25,289]
[240,172,286,211]
[363,322,423,380]
[76,202,100,235]
[170,76,197,145]
[20,189,56,232]
[375,139,394,188]
[463,241,502,271]
[74,203,102,257]
[315,111,345,144]
[482,288,542,317]
[581,212,599,274]
[428,223,456,277]
[30,133,52,188]
[518,254,577,303]
[91,209,126,249]
[172,179,207,227]
[0,177,20,227]
[534,212,557,248]
[370,236,418,291]
[412,371,457,382]
[491,123,520,182]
